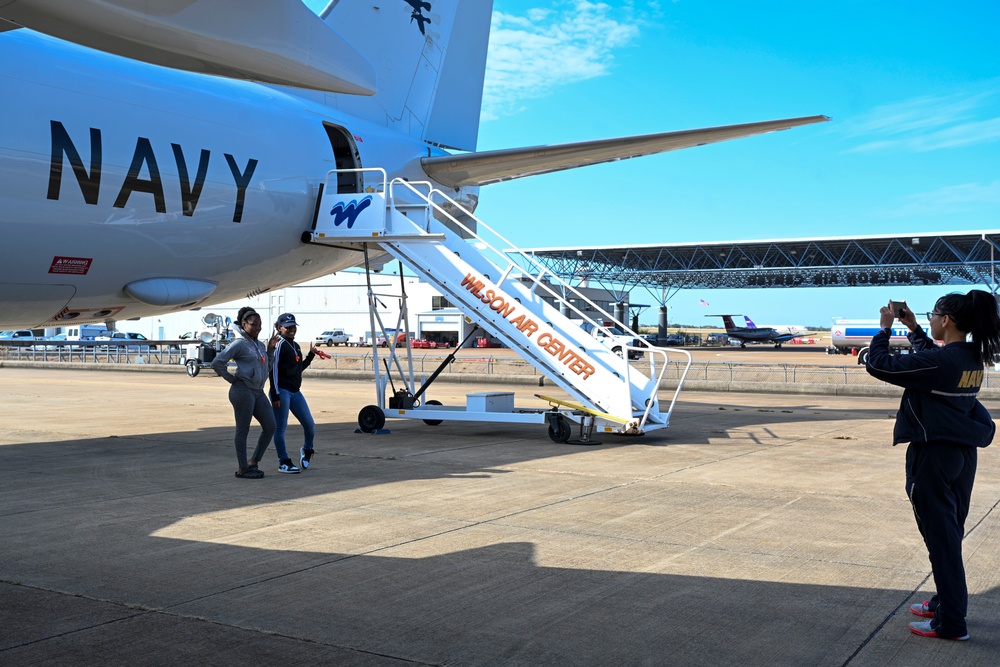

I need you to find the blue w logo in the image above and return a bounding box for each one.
[330,196,373,229]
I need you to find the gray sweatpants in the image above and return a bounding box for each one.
[228,381,276,470]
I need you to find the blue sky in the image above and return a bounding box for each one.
[311,1,1000,328]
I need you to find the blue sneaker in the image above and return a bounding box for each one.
[278,459,300,474]
[300,447,313,470]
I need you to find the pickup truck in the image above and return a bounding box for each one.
[315,329,352,346]
[96,331,156,349]
[579,322,643,360]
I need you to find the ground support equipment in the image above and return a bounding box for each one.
[308,169,693,441]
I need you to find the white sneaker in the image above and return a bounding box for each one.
[278,460,300,474]
[300,447,313,470]
[910,600,935,618]
[908,620,969,641]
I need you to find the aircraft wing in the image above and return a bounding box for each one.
[0,0,376,94]
[421,115,830,188]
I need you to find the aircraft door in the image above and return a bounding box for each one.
[323,123,362,193]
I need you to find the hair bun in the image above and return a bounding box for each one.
[236,306,259,324]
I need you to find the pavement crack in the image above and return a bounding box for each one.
[841,495,1000,665]
[0,582,438,665]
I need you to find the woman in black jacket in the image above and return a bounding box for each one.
[866,290,1000,641]
[268,313,317,473]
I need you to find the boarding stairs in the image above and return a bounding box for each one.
[308,169,691,437]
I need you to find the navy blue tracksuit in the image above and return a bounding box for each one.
[866,328,994,638]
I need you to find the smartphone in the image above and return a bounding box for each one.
[890,301,906,318]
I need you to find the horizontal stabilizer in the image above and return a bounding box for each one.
[422,115,829,187]
[0,0,376,94]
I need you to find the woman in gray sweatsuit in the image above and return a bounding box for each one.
[211,307,276,478]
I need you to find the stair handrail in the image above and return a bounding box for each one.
[637,346,692,429]
[387,178,641,342]
[322,167,387,196]
[387,177,685,419]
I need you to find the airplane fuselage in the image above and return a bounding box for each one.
[0,30,472,328]
[725,327,796,344]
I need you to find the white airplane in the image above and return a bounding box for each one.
[0,0,828,330]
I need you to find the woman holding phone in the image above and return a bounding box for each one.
[865,290,1000,641]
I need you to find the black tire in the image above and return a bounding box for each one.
[547,416,572,443]
[185,360,200,377]
[612,347,624,358]
[358,405,386,432]
[422,399,444,426]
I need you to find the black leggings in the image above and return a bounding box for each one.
[905,440,977,637]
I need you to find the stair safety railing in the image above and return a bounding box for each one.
[384,177,692,430]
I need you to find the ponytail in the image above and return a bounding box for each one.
[968,290,1000,364]
[936,290,1000,364]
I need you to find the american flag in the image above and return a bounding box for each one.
[699,299,710,306]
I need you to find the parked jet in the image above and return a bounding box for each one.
[0,0,828,330]
[710,315,804,348]
[743,317,806,336]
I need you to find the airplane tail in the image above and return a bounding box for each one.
[743,316,758,329]
[707,315,739,332]
[323,0,493,151]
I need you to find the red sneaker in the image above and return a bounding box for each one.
[909,600,935,618]
[909,621,969,641]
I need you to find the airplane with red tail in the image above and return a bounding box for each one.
[709,315,804,348]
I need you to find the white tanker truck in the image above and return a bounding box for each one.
[828,319,932,365]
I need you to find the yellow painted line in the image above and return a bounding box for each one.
[534,393,630,425]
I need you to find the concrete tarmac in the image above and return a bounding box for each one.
[2,368,999,665]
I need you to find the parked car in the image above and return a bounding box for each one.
[178,329,229,343]
[34,333,68,350]
[315,329,352,346]
[411,339,452,349]
[663,333,686,347]
[96,331,156,349]
[0,329,35,342]
[579,322,643,360]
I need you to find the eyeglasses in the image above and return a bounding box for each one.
[926,311,945,320]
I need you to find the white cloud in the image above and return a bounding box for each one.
[482,2,644,121]
[881,179,1000,217]
[846,86,1000,153]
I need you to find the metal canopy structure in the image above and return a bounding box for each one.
[522,231,1000,296]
